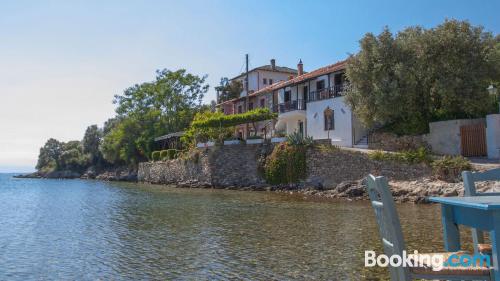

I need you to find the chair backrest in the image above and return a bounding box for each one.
[463,168,500,196]
[366,174,410,280]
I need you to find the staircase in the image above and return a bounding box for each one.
[353,135,368,149]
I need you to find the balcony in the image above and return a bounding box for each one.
[273,99,306,114]
[308,84,347,102]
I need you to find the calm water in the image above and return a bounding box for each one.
[0,173,471,280]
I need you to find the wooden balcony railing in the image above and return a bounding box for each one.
[308,84,347,102]
[273,99,306,114]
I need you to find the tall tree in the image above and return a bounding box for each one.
[82,125,103,166]
[215,77,242,103]
[345,19,499,135]
[102,69,209,165]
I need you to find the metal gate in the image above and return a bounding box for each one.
[460,123,487,157]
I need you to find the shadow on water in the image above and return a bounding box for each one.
[0,174,475,280]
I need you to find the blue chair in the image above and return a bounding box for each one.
[366,174,491,280]
[463,168,500,254]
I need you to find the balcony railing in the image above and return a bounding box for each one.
[273,99,306,114]
[308,84,347,102]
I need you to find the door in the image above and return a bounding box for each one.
[460,123,487,157]
[298,121,304,137]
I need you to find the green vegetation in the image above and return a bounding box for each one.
[368,147,432,164]
[264,143,307,185]
[345,19,500,135]
[215,77,243,103]
[286,132,313,146]
[36,138,89,173]
[151,151,161,162]
[183,108,276,146]
[36,69,209,173]
[432,155,472,182]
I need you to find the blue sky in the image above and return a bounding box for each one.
[1,0,499,172]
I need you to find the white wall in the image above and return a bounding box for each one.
[237,70,293,98]
[486,114,500,159]
[306,96,353,147]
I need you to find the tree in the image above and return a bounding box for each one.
[215,77,242,103]
[345,19,500,135]
[36,138,64,171]
[82,125,103,166]
[101,68,209,166]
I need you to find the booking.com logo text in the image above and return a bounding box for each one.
[365,250,490,271]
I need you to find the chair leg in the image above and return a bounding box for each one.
[473,228,486,253]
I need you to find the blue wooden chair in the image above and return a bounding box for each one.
[463,168,500,255]
[366,174,491,280]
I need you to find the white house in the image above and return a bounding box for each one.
[230,59,298,98]
[273,60,368,147]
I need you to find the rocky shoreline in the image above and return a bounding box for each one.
[139,176,500,203]
[14,166,138,182]
[15,168,500,204]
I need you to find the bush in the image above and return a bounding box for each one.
[368,147,432,164]
[286,132,313,146]
[432,155,472,182]
[264,143,306,185]
[151,151,161,161]
[160,150,169,160]
[167,149,178,160]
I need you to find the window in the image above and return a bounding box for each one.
[324,108,334,130]
[249,102,254,110]
[260,98,265,108]
[263,78,267,85]
[269,79,273,85]
[284,90,291,102]
[238,105,243,114]
[316,80,325,90]
[303,86,308,101]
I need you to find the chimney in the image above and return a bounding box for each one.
[297,59,304,76]
[270,59,276,70]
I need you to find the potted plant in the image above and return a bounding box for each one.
[246,135,264,144]
[271,131,287,143]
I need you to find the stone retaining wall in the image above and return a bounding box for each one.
[368,132,428,152]
[138,144,271,187]
[139,143,432,190]
[305,146,432,189]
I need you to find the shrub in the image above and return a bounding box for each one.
[368,147,432,164]
[286,131,313,146]
[167,149,178,160]
[264,143,306,184]
[432,155,472,182]
[151,151,161,161]
[160,150,169,160]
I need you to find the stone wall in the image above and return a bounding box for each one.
[138,144,271,187]
[306,147,432,189]
[368,132,428,152]
[139,143,432,191]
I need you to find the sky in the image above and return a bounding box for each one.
[1,0,499,173]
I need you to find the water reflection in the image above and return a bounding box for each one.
[0,175,474,280]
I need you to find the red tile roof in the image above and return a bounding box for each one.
[216,59,347,105]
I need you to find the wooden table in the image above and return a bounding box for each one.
[429,196,500,279]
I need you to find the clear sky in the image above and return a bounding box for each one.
[1,0,499,172]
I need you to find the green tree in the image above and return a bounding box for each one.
[215,77,242,103]
[101,68,209,165]
[36,138,64,171]
[345,19,500,135]
[82,125,103,166]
